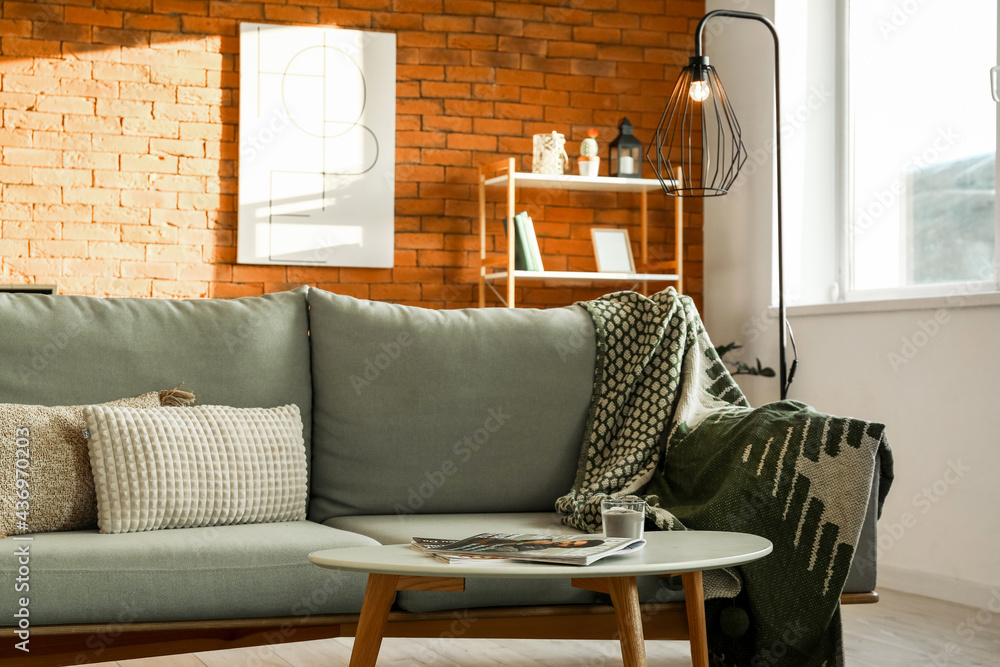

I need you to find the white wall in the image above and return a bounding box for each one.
[703,0,1000,607]
[790,301,1000,606]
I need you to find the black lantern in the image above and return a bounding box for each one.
[609,117,642,178]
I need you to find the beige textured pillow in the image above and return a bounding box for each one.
[0,389,196,537]
[84,404,307,534]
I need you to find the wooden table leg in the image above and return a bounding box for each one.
[608,576,647,667]
[350,573,399,667]
[681,571,709,667]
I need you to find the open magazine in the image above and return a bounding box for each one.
[410,533,646,566]
[410,537,507,564]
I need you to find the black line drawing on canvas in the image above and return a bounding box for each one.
[239,24,396,268]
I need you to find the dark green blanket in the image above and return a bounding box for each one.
[556,289,893,666]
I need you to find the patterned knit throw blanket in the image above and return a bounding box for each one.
[556,289,894,666]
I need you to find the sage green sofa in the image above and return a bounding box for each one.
[0,288,882,663]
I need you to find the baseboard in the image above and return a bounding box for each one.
[878,565,1000,609]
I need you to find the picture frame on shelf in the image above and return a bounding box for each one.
[591,228,636,273]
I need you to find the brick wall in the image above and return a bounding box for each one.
[0,0,704,310]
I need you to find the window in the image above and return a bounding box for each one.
[846,0,999,297]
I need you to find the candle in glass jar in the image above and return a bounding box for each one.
[601,498,646,539]
[603,507,643,538]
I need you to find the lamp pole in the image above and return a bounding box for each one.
[695,11,790,400]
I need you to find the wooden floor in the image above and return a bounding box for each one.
[90,589,1000,666]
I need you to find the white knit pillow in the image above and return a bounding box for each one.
[83,404,307,534]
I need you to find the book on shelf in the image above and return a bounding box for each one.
[410,532,645,566]
[523,214,544,271]
[502,214,530,270]
[503,212,543,271]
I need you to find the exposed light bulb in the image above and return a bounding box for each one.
[689,80,710,102]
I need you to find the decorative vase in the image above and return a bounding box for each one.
[532,132,569,175]
[578,157,600,177]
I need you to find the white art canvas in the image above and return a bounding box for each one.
[238,23,396,267]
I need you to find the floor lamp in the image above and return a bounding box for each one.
[646,9,797,399]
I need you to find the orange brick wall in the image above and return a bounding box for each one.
[0,0,704,310]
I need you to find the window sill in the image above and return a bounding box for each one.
[785,290,1000,317]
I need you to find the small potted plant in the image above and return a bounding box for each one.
[578,128,600,177]
[715,342,776,377]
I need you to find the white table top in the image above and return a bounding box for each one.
[309,531,772,579]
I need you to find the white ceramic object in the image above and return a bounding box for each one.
[533,131,570,175]
[578,157,600,177]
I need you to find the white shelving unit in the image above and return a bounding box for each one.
[477,158,684,307]
[483,171,674,193]
[484,270,675,282]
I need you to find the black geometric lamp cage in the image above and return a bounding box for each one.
[647,55,748,197]
[644,9,798,400]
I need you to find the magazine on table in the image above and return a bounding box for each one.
[410,532,646,566]
[410,537,509,564]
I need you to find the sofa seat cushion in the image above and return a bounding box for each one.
[306,290,597,521]
[325,513,683,611]
[0,521,376,626]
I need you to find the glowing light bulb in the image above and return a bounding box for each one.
[689,80,711,102]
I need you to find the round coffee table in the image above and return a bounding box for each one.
[310,530,771,667]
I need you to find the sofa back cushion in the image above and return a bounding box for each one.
[0,288,313,466]
[307,289,596,521]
